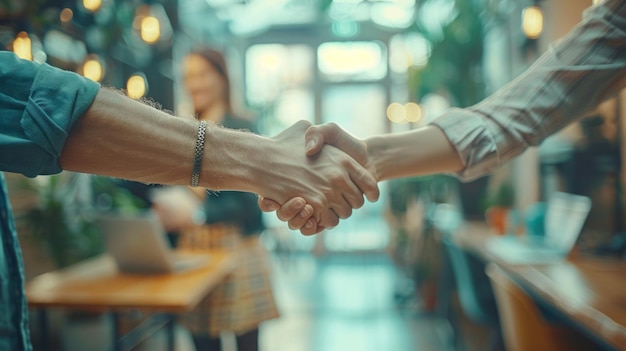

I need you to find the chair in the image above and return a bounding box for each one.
[441,235,503,351]
[486,263,597,351]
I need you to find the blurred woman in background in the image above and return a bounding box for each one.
[179,48,279,351]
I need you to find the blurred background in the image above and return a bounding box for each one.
[2,0,625,350]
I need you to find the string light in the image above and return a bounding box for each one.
[127,73,148,99]
[133,4,172,45]
[522,5,543,39]
[83,0,102,12]
[141,15,161,44]
[12,32,32,61]
[387,102,405,123]
[82,55,104,82]
[60,8,74,23]
[405,103,422,123]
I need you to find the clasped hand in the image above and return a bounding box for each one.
[261,121,375,235]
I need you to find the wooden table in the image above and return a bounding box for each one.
[453,222,626,350]
[26,249,237,351]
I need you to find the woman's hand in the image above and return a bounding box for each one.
[259,122,378,234]
[253,121,378,229]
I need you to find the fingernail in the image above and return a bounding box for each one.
[300,207,312,218]
[306,139,316,152]
[267,203,278,211]
[305,220,313,229]
[295,199,305,208]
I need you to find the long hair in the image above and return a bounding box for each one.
[188,48,233,115]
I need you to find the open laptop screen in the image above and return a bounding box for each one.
[545,192,592,252]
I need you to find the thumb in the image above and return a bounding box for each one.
[305,125,328,156]
[306,123,368,165]
[258,196,279,212]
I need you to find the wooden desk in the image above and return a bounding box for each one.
[453,222,626,350]
[26,249,237,351]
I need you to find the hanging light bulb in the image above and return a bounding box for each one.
[133,4,173,45]
[127,73,148,99]
[83,0,102,13]
[81,55,104,82]
[522,5,543,39]
[386,102,406,123]
[141,15,160,44]
[60,8,74,23]
[405,103,422,123]
[13,32,32,61]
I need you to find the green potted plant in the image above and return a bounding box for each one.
[17,173,145,268]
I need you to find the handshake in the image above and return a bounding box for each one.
[257,120,380,236]
[153,118,458,234]
[249,119,461,235]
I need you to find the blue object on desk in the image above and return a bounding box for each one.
[525,202,547,237]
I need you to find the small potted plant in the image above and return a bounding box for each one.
[484,181,515,235]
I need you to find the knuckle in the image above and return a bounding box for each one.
[328,216,339,227]
[331,173,350,188]
[288,221,299,230]
[277,213,289,222]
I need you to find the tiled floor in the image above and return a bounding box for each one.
[54,251,451,351]
[260,252,450,351]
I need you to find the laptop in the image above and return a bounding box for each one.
[96,212,209,274]
[486,192,592,264]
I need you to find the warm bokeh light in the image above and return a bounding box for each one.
[127,74,147,99]
[83,0,102,12]
[386,102,405,123]
[82,56,103,82]
[522,6,543,39]
[140,16,161,44]
[405,102,422,122]
[60,8,73,23]
[133,4,172,45]
[13,32,32,61]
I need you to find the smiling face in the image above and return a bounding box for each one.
[182,53,227,115]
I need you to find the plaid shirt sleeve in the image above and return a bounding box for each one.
[431,0,626,181]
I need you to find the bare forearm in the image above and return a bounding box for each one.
[60,94,376,223]
[60,89,197,184]
[59,88,261,190]
[366,125,463,181]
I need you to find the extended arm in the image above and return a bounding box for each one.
[0,52,378,226]
[60,90,378,225]
[262,0,626,233]
[259,124,463,234]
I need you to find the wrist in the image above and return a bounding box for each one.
[365,136,389,181]
[199,124,268,193]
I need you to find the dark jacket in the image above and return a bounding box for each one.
[203,115,265,235]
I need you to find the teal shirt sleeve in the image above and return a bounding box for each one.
[0,51,100,177]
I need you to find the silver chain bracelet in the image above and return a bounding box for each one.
[191,120,207,187]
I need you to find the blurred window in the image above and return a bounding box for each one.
[245,44,315,135]
[245,44,313,105]
[317,41,387,82]
[322,84,386,138]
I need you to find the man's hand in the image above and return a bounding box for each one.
[259,123,379,235]
[258,121,378,229]
[258,196,320,234]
